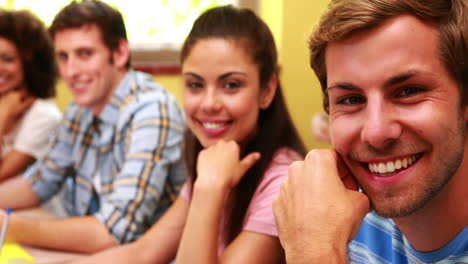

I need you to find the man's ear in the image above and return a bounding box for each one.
[259,74,278,110]
[112,39,130,69]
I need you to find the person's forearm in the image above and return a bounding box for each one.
[7,215,117,253]
[0,176,40,209]
[76,197,189,264]
[0,117,6,168]
[71,239,166,264]
[70,242,142,264]
[0,113,7,138]
[284,242,347,264]
[176,184,227,264]
[0,151,36,182]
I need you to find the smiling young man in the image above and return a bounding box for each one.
[273,0,468,263]
[0,0,186,253]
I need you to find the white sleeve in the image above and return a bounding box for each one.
[13,99,63,159]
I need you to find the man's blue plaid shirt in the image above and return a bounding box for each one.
[24,71,186,243]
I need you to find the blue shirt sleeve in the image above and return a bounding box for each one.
[93,93,186,243]
[23,104,84,202]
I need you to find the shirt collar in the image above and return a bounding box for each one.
[97,71,135,125]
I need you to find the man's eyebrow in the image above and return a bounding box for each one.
[327,70,436,91]
[384,71,416,88]
[385,70,438,88]
[327,82,361,91]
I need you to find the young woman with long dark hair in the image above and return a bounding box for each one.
[73,5,306,263]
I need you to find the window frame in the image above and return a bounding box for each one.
[132,0,258,75]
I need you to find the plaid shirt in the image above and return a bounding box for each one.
[25,71,186,243]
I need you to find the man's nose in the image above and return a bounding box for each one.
[360,98,402,149]
[59,56,80,79]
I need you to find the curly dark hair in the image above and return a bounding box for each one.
[0,9,57,98]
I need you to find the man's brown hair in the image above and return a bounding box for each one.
[309,0,468,112]
[49,0,130,68]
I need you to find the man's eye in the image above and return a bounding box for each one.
[78,50,92,58]
[397,86,425,98]
[56,53,68,62]
[0,54,16,63]
[337,95,365,105]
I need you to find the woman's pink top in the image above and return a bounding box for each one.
[180,147,302,253]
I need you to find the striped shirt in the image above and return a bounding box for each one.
[348,211,468,263]
[24,71,187,243]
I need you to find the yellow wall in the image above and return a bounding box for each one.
[259,0,283,55]
[55,0,331,149]
[55,80,71,111]
[155,75,183,105]
[260,0,330,149]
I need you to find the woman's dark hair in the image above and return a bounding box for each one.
[0,9,56,98]
[181,5,307,244]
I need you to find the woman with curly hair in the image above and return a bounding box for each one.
[0,9,62,182]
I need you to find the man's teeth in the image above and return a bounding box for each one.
[202,122,226,129]
[72,83,88,90]
[368,155,418,174]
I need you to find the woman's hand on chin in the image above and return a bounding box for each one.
[195,140,261,192]
[0,90,35,130]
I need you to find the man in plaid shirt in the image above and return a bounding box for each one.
[0,0,186,253]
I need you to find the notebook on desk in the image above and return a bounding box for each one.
[0,242,35,264]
